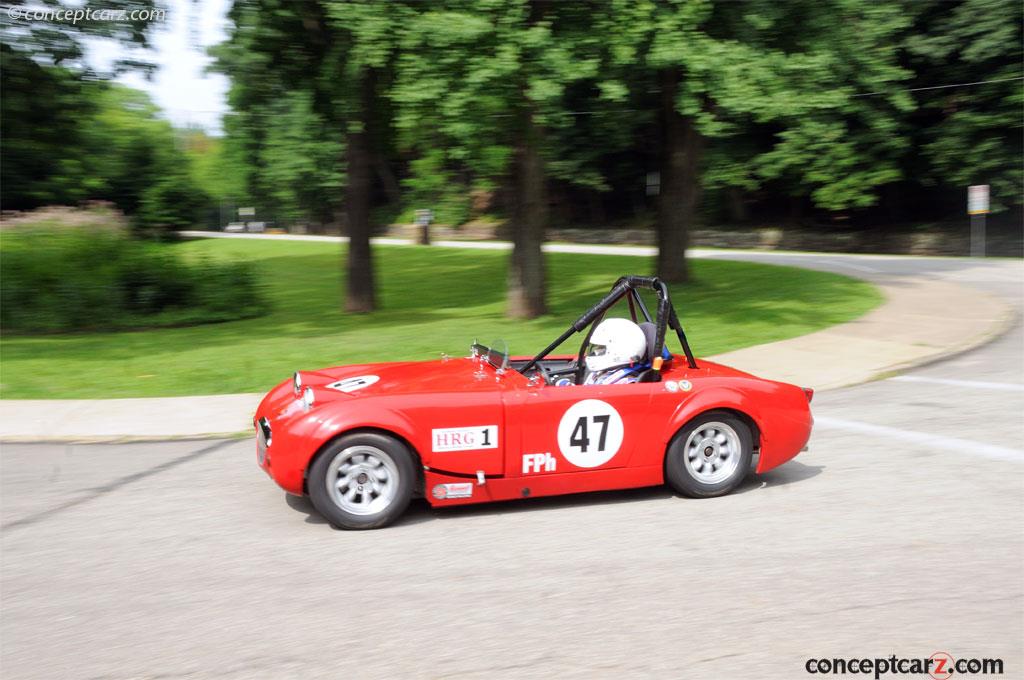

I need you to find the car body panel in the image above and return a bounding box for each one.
[255,353,812,502]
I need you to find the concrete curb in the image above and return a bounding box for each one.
[704,276,1015,392]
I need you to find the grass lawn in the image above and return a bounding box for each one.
[0,239,882,399]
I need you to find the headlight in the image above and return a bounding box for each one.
[293,371,302,395]
[302,386,315,409]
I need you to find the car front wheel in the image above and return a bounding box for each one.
[665,412,753,498]
[308,432,416,530]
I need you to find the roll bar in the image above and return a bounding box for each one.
[518,275,698,373]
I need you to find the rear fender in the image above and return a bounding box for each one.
[662,387,766,452]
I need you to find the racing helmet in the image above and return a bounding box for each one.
[585,318,647,373]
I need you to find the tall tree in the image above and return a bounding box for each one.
[605,0,912,281]
[394,0,607,318]
[213,0,411,312]
[0,0,166,213]
[905,0,1023,211]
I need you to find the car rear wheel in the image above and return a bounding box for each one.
[308,432,416,530]
[665,412,753,498]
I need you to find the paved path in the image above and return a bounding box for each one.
[0,234,1016,440]
[1,258,1020,679]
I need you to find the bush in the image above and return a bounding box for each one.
[0,224,265,333]
[135,170,211,240]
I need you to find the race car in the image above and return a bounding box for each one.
[254,275,813,529]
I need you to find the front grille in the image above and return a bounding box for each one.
[256,417,272,465]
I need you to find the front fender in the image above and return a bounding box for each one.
[259,397,419,495]
[307,400,419,454]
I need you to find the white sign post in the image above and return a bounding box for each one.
[967,185,989,257]
[414,209,434,245]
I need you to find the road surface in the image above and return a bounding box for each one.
[2,254,1021,679]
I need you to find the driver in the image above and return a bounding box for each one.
[580,317,649,385]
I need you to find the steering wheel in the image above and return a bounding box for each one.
[537,363,579,386]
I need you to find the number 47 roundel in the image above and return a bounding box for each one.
[557,399,625,468]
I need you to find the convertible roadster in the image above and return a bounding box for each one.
[254,275,813,529]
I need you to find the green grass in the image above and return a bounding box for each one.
[0,239,883,399]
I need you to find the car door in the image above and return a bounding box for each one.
[503,380,655,478]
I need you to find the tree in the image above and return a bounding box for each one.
[905,0,1023,211]
[0,44,97,208]
[394,0,612,318]
[601,0,913,281]
[213,0,415,312]
[0,1,191,227]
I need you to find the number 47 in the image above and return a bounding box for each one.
[569,415,610,453]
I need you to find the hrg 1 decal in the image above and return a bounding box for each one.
[522,452,556,474]
[326,375,379,393]
[432,425,499,452]
[557,399,624,468]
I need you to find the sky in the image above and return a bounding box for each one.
[87,0,231,134]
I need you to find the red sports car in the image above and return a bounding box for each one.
[254,276,813,529]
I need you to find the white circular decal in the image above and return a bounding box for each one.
[327,375,379,393]
[557,399,624,468]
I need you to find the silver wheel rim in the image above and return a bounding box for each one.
[325,445,400,516]
[684,421,742,485]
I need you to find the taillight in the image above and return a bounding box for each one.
[802,387,814,403]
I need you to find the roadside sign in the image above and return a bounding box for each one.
[415,209,433,246]
[238,206,256,217]
[645,172,661,196]
[414,209,433,226]
[967,185,989,215]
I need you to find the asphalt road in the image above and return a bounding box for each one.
[2,255,1021,680]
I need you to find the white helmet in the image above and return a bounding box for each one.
[585,318,647,373]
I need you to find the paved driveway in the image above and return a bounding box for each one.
[2,255,1021,679]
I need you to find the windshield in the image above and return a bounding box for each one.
[471,339,509,371]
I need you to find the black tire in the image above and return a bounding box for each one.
[308,432,416,530]
[665,411,753,498]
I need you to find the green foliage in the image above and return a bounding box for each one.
[0,225,264,334]
[0,1,189,224]
[0,51,210,233]
[180,130,248,206]
[3,0,1022,241]
[392,1,618,190]
[905,0,1022,211]
[399,149,472,226]
[0,45,98,208]
[258,92,344,224]
[136,169,211,238]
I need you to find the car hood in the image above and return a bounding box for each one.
[259,357,505,424]
[299,358,504,396]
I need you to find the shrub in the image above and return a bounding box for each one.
[0,224,265,333]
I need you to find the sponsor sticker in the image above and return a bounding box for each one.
[522,452,557,474]
[432,425,498,452]
[326,375,379,393]
[432,482,474,500]
[556,399,624,468]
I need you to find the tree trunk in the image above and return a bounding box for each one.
[373,155,402,206]
[507,107,547,319]
[344,71,376,313]
[657,69,703,284]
